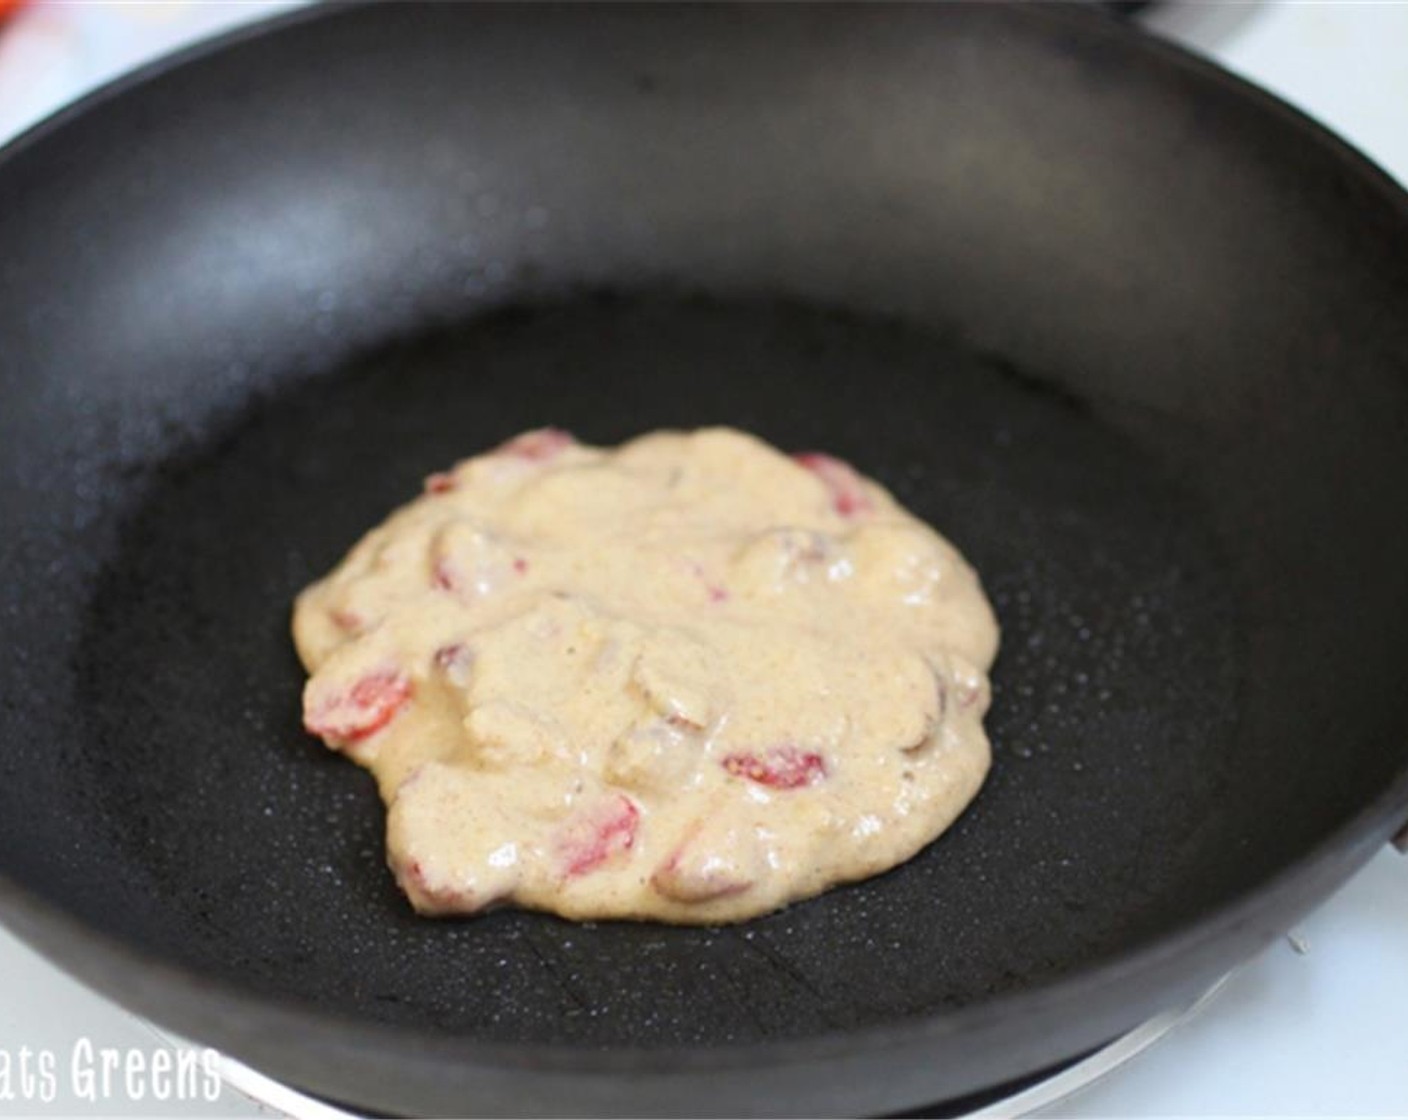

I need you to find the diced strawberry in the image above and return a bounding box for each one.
[651,816,759,902]
[430,524,512,599]
[556,794,640,877]
[954,679,987,711]
[394,857,481,915]
[793,452,873,517]
[424,471,457,494]
[431,557,460,592]
[653,850,753,903]
[512,556,529,575]
[304,668,412,748]
[721,746,827,790]
[498,427,575,462]
[330,608,365,634]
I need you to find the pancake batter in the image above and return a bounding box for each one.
[293,427,998,923]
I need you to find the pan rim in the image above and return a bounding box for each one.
[1,0,1407,1090]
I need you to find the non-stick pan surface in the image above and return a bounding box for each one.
[2,4,1407,1116]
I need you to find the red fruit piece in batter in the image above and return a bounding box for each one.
[556,794,640,877]
[499,427,575,461]
[721,746,827,790]
[954,678,989,713]
[431,557,460,592]
[424,471,457,494]
[396,857,481,915]
[651,815,758,902]
[330,608,365,634]
[652,846,754,903]
[793,452,873,517]
[304,668,412,748]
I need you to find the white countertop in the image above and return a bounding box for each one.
[0,2,1405,1116]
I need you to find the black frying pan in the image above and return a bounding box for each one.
[2,3,1407,1116]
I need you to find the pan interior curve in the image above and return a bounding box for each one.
[72,295,1242,1048]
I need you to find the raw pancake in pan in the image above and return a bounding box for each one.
[293,427,999,923]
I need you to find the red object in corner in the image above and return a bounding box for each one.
[0,0,26,21]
